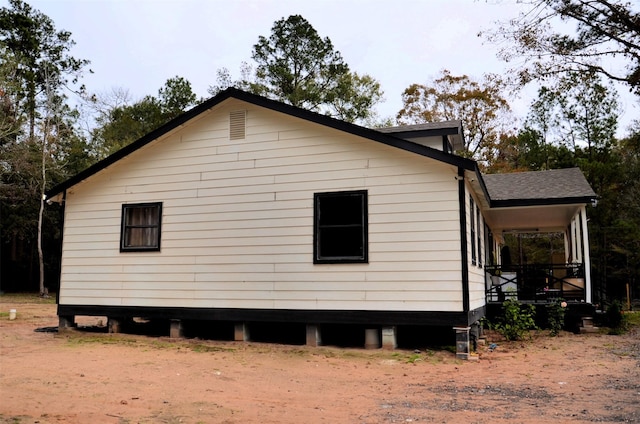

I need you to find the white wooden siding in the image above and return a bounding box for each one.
[59,99,465,312]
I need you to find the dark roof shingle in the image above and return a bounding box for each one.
[482,168,596,205]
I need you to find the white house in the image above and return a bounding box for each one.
[46,88,596,351]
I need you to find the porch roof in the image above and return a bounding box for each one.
[480,168,596,233]
[482,168,596,207]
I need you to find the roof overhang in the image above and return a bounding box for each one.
[378,120,465,151]
[484,203,585,234]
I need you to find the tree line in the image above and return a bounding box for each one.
[1,0,638,304]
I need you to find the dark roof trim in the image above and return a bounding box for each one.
[491,196,596,208]
[378,120,462,137]
[46,88,476,199]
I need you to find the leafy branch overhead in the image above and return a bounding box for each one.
[481,0,640,93]
[396,70,511,159]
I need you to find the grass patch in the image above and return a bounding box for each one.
[0,292,56,305]
[62,331,238,355]
[625,311,640,328]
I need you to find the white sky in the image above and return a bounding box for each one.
[25,0,638,134]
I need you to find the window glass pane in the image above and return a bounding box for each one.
[121,203,161,251]
[319,227,363,258]
[319,195,362,225]
[315,191,367,263]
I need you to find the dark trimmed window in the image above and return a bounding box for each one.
[120,202,162,252]
[470,195,476,266]
[476,203,482,268]
[314,190,368,264]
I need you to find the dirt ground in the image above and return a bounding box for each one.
[1,296,639,424]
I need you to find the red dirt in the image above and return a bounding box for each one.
[1,297,639,424]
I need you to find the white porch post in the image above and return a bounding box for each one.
[563,229,570,263]
[579,206,592,304]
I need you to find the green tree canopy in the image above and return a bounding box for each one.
[90,76,199,158]
[0,0,90,139]
[209,15,384,124]
[0,0,91,293]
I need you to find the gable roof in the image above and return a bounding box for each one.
[45,88,477,200]
[482,168,597,207]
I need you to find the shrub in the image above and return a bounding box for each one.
[546,299,567,336]
[606,300,628,335]
[492,299,537,341]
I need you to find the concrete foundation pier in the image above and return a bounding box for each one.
[108,317,123,333]
[364,328,380,349]
[170,319,184,338]
[454,326,471,360]
[234,322,250,341]
[381,326,397,350]
[58,315,76,330]
[306,324,322,347]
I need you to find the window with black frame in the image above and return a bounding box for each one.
[314,190,368,264]
[120,202,162,252]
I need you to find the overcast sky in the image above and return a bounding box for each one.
[25,0,638,133]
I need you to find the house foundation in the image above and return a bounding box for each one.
[364,328,380,349]
[454,326,470,360]
[170,319,184,338]
[306,324,322,347]
[381,326,397,350]
[234,322,250,341]
[108,317,123,333]
[58,315,76,330]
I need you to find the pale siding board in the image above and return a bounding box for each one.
[167,192,276,210]
[63,273,193,284]
[373,199,457,214]
[119,289,196,299]
[163,216,310,234]
[194,253,309,265]
[369,231,459,243]
[107,171,203,188]
[274,300,462,312]
[371,240,460,253]
[192,281,275,291]
[162,236,307,251]
[257,151,375,169]
[365,290,461,302]
[59,296,124,306]
[166,199,307,221]
[159,299,276,309]
[373,210,461,224]
[63,255,195,267]
[273,280,459,291]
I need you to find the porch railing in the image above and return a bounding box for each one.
[485,263,586,303]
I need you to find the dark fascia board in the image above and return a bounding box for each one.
[491,196,597,208]
[58,304,486,326]
[474,169,492,206]
[45,88,477,199]
[378,125,461,138]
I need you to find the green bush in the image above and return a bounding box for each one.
[546,299,567,336]
[606,300,628,334]
[492,299,537,341]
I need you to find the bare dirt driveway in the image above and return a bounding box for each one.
[1,295,639,424]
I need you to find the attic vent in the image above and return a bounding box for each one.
[229,110,246,140]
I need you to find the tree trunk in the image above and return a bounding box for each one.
[38,136,46,296]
